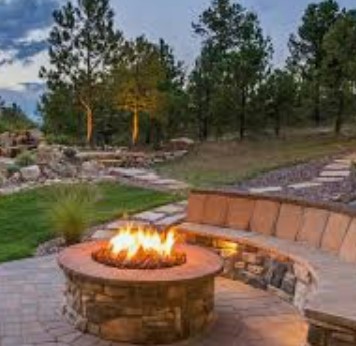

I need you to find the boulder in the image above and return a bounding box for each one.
[57,163,78,178]
[171,137,194,145]
[7,172,21,185]
[36,145,62,166]
[20,165,41,181]
[81,160,103,177]
[0,132,13,148]
[62,147,78,162]
[0,158,15,173]
[29,129,43,143]
[169,137,195,150]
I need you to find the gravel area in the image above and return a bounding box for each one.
[281,179,353,203]
[35,237,65,257]
[235,155,356,203]
[238,157,330,189]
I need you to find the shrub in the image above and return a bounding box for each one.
[15,151,36,167]
[47,184,101,245]
[63,147,77,161]
[6,163,21,176]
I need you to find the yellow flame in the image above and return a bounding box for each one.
[109,224,176,260]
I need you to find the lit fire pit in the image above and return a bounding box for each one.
[58,224,223,344]
[92,224,186,269]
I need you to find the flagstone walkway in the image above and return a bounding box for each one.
[0,255,307,346]
[240,153,356,202]
[107,167,189,192]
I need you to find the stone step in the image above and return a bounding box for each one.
[288,182,321,190]
[91,229,116,240]
[134,211,167,223]
[314,177,345,183]
[153,203,186,215]
[249,186,282,194]
[324,163,350,170]
[319,170,350,178]
[156,213,186,227]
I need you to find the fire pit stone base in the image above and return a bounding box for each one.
[59,242,222,344]
[63,275,215,344]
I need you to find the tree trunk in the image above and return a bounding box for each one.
[314,80,321,126]
[202,115,208,140]
[152,118,161,150]
[87,108,93,145]
[335,90,344,135]
[240,87,246,140]
[274,109,281,137]
[79,97,94,146]
[145,116,152,145]
[132,104,139,146]
[197,106,206,141]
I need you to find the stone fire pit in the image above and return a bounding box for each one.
[58,241,223,344]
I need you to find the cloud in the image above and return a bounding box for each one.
[21,82,45,94]
[0,0,58,65]
[0,82,45,119]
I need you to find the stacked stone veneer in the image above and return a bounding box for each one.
[63,275,214,344]
[178,189,356,346]
[58,243,222,345]
[182,234,314,310]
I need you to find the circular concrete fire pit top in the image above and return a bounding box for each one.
[58,241,223,285]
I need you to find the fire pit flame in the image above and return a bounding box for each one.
[92,223,186,270]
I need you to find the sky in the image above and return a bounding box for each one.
[0,0,355,120]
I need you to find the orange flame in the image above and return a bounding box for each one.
[109,224,176,260]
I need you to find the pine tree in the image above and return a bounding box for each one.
[322,10,356,134]
[40,0,122,145]
[193,0,272,139]
[289,0,340,126]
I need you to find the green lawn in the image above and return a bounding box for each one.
[0,183,178,263]
[157,133,356,187]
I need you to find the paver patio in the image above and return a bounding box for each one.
[0,255,307,346]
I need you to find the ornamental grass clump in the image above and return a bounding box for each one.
[47,184,100,246]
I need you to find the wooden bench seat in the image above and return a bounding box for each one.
[176,190,356,345]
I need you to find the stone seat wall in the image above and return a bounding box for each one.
[177,189,356,346]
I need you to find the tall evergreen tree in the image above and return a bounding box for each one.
[265,69,296,137]
[322,10,356,134]
[188,44,219,140]
[154,39,186,144]
[289,0,340,126]
[40,0,122,145]
[193,0,272,139]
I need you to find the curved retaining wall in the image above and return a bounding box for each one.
[177,189,356,346]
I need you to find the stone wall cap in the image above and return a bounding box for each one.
[58,241,223,285]
[190,188,356,218]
